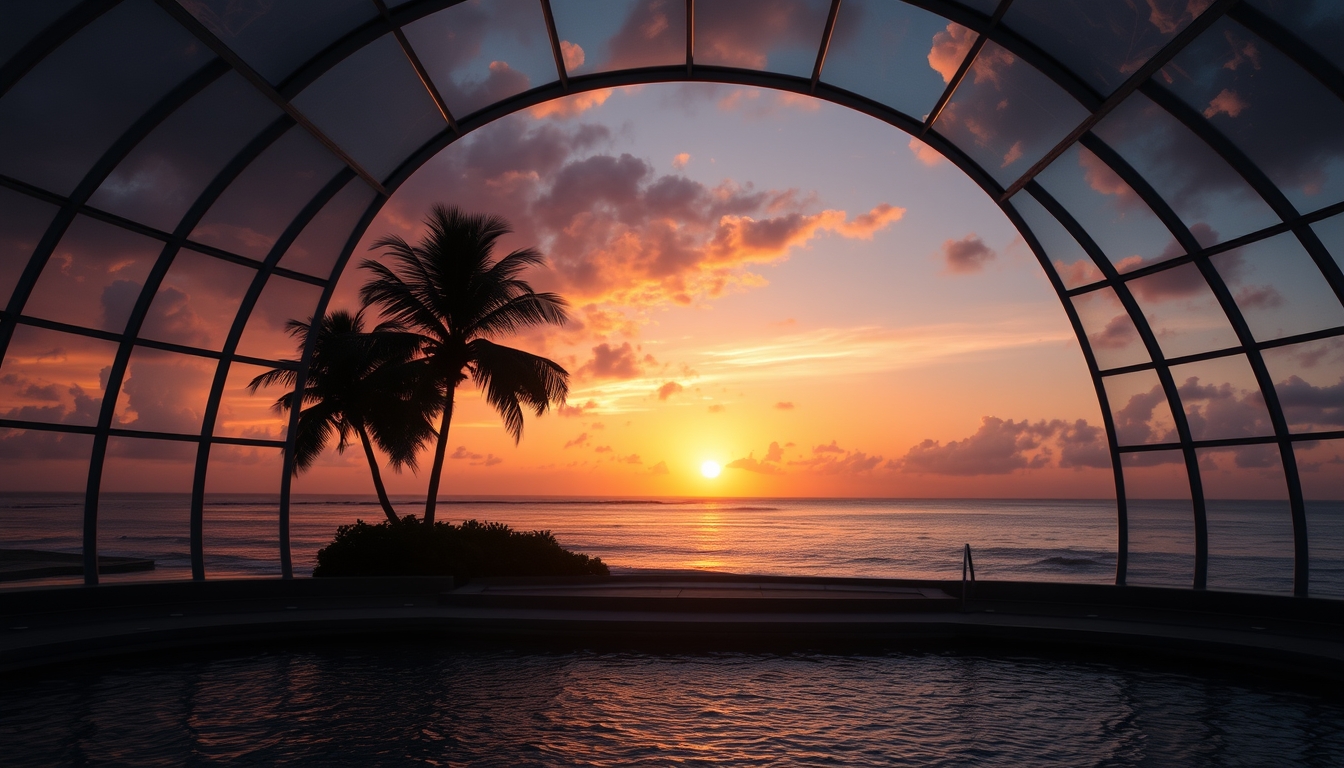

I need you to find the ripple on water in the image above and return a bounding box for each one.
[2,649,1342,767]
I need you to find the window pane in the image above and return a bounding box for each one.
[1244,0,1344,76]
[1093,92,1280,244]
[1004,0,1199,95]
[141,250,255,352]
[1011,190,1099,289]
[0,186,60,304]
[0,1,80,70]
[933,40,1090,186]
[90,72,281,234]
[291,35,445,182]
[1170,355,1274,442]
[203,447,284,577]
[178,0,376,85]
[114,347,216,435]
[1293,437,1344,597]
[821,1,954,120]
[1199,450,1294,594]
[1125,263,1240,359]
[405,0,559,120]
[25,216,162,333]
[0,0,213,196]
[191,126,346,260]
[1261,337,1344,435]
[1311,210,1344,273]
[1071,287,1149,370]
[1213,232,1344,342]
[1104,369,1178,446]
[1161,17,1344,211]
[278,179,376,278]
[100,438,195,582]
[213,362,286,440]
[694,0,830,77]
[0,326,118,427]
[0,429,92,589]
[549,0,686,74]
[1122,451,1194,587]
[1034,145,1180,273]
[235,276,324,362]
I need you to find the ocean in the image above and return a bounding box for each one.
[3,494,1341,596]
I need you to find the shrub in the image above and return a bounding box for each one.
[313,516,609,578]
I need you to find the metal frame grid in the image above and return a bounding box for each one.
[1,0,1341,594]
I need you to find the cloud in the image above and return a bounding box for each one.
[812,440,844,455]
[765,441,784,462]
[908,137,946,167]
[559,40,584,70]
[726,454,782,474]
[577,342,646,380]
[894,417,1061,476]
[707,404,725,413]
[558,399,598,418]
[774,401,794,410]
[1203,88,1247,119]
[476,454,503,467]
[1089,314,1140,350]
[942,234,996,274]
[564,432,590,448]
[657,381,683,400]
[649,460,669,475]
[1275,375,1344,429]
[594,445,613,453]
[1057,419,1111,469]
[927,22,976,83]
[451,445,483,460]
[1079,149,1140,208]
[528,89,613,119]
[620,454,642,465]
[672,152,690,169]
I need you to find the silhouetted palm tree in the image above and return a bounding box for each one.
[249,310,436,524]
[362,205,570,524]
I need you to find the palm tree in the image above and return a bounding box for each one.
[361,205,570,525]
[249,310,436,524]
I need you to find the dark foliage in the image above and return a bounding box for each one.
[313,517,609,578]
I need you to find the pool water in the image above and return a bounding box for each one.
[3,646,1342,766]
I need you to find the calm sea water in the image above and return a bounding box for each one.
[3,646,1342,767]
[2,494,1341,596]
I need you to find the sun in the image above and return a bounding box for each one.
[701,460,722,479]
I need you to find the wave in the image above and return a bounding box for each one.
[1034,556,1105,567]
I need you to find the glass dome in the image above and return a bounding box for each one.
[1,0,1341,594]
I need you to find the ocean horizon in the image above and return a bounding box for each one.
[3,493,1341,597]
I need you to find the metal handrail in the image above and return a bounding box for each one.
[961,543,976,607]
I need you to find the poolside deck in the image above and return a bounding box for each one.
[2,575,1341,680]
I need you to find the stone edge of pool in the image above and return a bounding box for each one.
[2,575,1341,681]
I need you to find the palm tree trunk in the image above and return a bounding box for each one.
[423,386,455,526]
[356,424,400,524]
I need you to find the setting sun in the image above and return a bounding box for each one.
[701,461,722,479]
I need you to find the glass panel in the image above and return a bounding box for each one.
[1122,451,1195,587]
[1071,287,1149,370]
[114,347,215,435]
[958,0,1000,14]
[191,126,346,260]
[141,250,255,352]
[1199,449,1294,594]
[1294,438,1344,597]
[1034,145,1180,273]
[1213,232,1344,342]
[100,437,195,581]
[1010,191,1099,289]
[278,179,376,278]
[821,1,955,120]
[1093,92,1279,244]
[213,362,286,440]
[405,0,559,119]
[549,0,686,74]
[694,0,829,77]
[0,326,117,427]
[0,186,60,303]
[0,429,92,589]
[933,40,1090,186]
[89,72,282,234]
[1170,355,1274,441]
[0,0,213,196]
[1261,337,1344,435]
[1104,369,1178,446]
[235,277,324,362]
[1311,211,1344,273]
[1125,263,1240,359]
[1004,0,1199,95]
[25,216,162,333]
[1161,18,1344,211]
[1244,0,1344,74]
[177,0,376,85]
[291,35,444,182]
[0,1,80,69]
[203,447,284,577]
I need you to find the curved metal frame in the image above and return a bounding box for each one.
[2,0,1342,595]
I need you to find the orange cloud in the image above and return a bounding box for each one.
[1079,149,1139,206]
[657,381,683,400]
[908,137,946,167]
[672,152,690,169]
[560,40,585,71]
[1203,88,1247,119]
[928,23,976,83]
[529,89,613,119]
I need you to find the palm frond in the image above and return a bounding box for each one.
[468,339,570,443]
